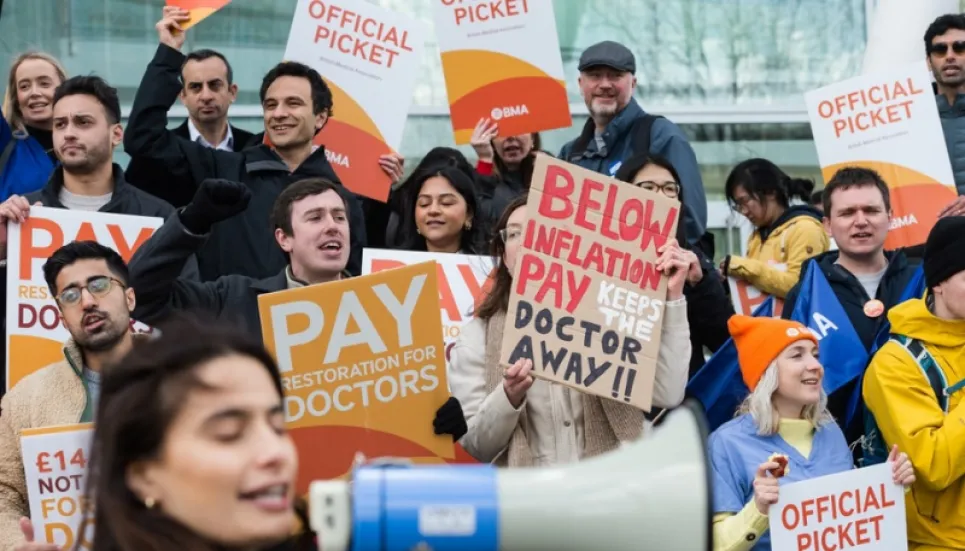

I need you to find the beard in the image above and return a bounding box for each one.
[59,141,112,176]
[73,317,128,353]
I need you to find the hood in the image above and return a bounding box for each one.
[758,204,823,242]
[888,298,965,349]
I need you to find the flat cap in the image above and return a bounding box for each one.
[578,41,635,73]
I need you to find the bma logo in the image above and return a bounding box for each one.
[890,214,918,230]
[490,104,530,121]
[325,149,350,168]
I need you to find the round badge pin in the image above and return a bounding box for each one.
[864,299,885,318]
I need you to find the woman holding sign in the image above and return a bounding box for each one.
[616,154,734,377]
[709,315,916,551]
[722,159,830,299]
[399,162,488,255]
[449,195,693,467]
[79,315,313,551]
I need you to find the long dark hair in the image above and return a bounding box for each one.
[614,152,689,246]
[399,162,488,254]
[724,158,814,210]
[492,132,542,187]
[475,194,528,320]
[81,314,312,551]
[389,147,474,215]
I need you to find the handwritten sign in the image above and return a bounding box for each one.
[432,0,571,144]
[5,208,161,391]
[361,249,494,364]
[805,61,956,248]
[499,154,679,411]
[259,262,457,492]
[770,463,907,551]
[21,424,94,549]
[281,0,426,201]
[166,0,232,30]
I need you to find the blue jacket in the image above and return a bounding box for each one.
[558,98,708,242]
[0,115,55,202]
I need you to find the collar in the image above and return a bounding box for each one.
[187,118,234,151]
[43,164,128,205]
[567,98,645,161]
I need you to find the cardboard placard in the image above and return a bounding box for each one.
[5,207,160,391]
[432,0,571,144]
[281,0,426,201]
[258,262,457,492]
[770,463,907,551]
[499,154,680,411]
[361,249,494,364]
[805,61,957,248]
[20,424,95,548]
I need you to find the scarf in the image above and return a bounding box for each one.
[482,309,644,467]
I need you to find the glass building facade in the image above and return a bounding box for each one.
[0,0,877,257]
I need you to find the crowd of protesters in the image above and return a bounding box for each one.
[0,6,963,551]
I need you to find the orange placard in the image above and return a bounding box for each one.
[259,262,465,493]
[166,0,232,30]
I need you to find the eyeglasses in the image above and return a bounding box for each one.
[499,228,522,244]
[929,41,965,56]
[634,181,680,198]
[731,195,755,213]
[57,276,125,305]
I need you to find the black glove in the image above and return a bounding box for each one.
[179,178,252,234]
[433,396,468,442]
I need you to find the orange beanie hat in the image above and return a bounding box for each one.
[728,315,819,391]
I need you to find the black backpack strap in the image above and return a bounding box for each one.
[629,114,665,156]
[890,335,949,412]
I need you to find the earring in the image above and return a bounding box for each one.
[464,221,472,230]
[416,227,421,235]
[145,497,157,509]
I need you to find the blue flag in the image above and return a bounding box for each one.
[787,261,869,399]
[848,264,927,430]
[686,298,775,432]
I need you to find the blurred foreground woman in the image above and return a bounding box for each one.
[82,315,313,551]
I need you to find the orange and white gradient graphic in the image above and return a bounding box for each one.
[165,0,232,30]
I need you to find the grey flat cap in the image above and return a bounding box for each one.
[578,41,636,73]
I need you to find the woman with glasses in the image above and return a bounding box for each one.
[448,195,693,467]
[399,161,488,255]
[722,158,829,300]
[616,153,734,378]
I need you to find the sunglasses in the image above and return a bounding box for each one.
[929,41,965,56]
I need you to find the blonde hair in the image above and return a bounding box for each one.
[2,52,67,132]
[736,361,834,436]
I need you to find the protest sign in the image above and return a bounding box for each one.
[21,424,94,549]
[281,0,425,201]
[259,262,457,492]
[166,0,232,30]
[805,60,957,249]
[728,263,785,317]
[5,208,160,391]
[499,154,679,411]
[432,0,571,144]
[770,463,907,551]
[361,249,494,363]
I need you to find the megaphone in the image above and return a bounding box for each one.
[309,399,712,551]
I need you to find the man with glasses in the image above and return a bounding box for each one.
[0,241,143,549]
[927,14,965,205]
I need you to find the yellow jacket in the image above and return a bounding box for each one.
[863,299,965,551]
[728,207,829,298]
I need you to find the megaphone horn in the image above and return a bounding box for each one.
[310,399,713,551]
